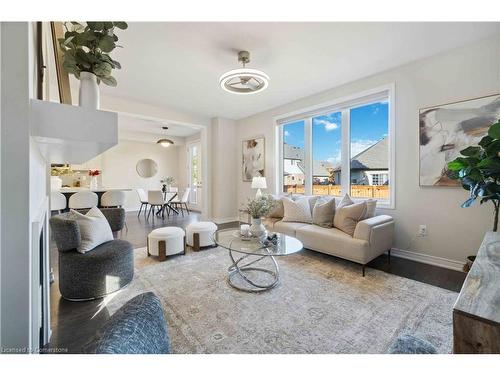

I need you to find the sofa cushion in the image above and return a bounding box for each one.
[333,201,367,236]
[273,221,310,237]
[312,197,335,228]
[282,197,313,223]
[68,207,114,253]
[295,225,370,264]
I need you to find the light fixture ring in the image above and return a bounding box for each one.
[219,51,269,94]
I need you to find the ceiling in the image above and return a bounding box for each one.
[118,114,200,137]
[102,22,500,120]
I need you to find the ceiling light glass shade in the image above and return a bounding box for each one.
[219,68,269,95]
[157,138,174,147]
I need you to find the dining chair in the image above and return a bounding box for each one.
[68,191,98,210]
[136,188,149,217]
[172,189,190,216]
[51,191,67,213]
[102,190,128,231]
[147,190,165,220]
[101,190,126,208]
[166,186,178,193]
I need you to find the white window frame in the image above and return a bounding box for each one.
[274,83,395,209]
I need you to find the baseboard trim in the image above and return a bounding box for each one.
[211,216,239,224]
[391,248,465,272]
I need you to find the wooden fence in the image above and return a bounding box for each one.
[285,185,389,199]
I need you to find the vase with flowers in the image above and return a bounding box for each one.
[160,176,175,193]
[245,195,276,237]
[88,169,100,190]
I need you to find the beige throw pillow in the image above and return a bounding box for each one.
[333,201,367,236]
[282,197,313,223]
[69,207,114,253]
[337,193,354,209]
[268,195,285,218]
[364,199,377,219]
[312,197,336,228]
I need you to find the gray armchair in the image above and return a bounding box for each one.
[50,208,134,301]
[84,292,170,354]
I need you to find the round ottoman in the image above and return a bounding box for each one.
[186,221,218,251]
[147,227,185,261]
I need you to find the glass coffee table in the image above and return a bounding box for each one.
[213,228,303,292]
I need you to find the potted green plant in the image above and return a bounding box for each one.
[245,195,275,237]
[447,119,500,269]
[58,21,128,109]
[447,119,500,232]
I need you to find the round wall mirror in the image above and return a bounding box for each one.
[136,159,158,178]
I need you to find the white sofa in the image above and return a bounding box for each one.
[264,198,394,276]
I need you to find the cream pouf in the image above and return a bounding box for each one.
[186,221,218,251]
[147,226,185,261]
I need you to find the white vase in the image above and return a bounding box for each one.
[90,176,98,190]
[250,217,266,237]
[79,72,100,109]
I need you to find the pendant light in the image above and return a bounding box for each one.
[156,126,174,147]
[219,51,269,94]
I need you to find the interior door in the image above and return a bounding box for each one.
[188,141,202,211]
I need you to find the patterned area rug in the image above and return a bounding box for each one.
[103,246,457,354]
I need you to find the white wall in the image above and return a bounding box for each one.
[99,140,182,211]
[236,34,500,266]
[210,117,238,222]
[1,22,47,352]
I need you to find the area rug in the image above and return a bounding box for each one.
[103,247,457,354]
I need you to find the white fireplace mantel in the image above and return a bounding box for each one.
[30,99,118,164]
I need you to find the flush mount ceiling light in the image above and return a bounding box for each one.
[156,126,174,147]
[219,51,269,95]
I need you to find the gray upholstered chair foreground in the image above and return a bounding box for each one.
[84,292,170,354]
[50,208,134,301]
[388,334,437,354]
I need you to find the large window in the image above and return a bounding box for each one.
[282,120,305,194]
[278,86,394,207]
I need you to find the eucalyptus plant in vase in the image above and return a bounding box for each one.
[58,21,128,109]
[447,119,500,232]
[245,195,275,237]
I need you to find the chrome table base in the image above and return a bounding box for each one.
[227,248,279,292]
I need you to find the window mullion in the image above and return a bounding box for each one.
[304,118,313,195]
[341,109,350,196]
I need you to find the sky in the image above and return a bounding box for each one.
[283,101,388,165]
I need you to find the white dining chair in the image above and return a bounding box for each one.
[101,190,128,231]
[101,190,127,207]
[147,190,165,220]
[172,189,190,216]
[166,186,178,193]
[136,188,149,217]
[68,191,98,210]
[51,192,67,213]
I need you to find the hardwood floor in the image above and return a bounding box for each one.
[48,210,466,353]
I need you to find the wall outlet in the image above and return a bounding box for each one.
[418,225,427,237]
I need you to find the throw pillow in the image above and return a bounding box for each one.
[282,197,313,223]
[364,199,377,219]
[268,195,285,218]
[333,201,367,236]
[337,193,354,209]
[69,207,114,253]
[312,197,336,228]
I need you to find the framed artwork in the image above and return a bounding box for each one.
[419,93,500,186]
[50,22,72,104]
[242,137,265,181]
